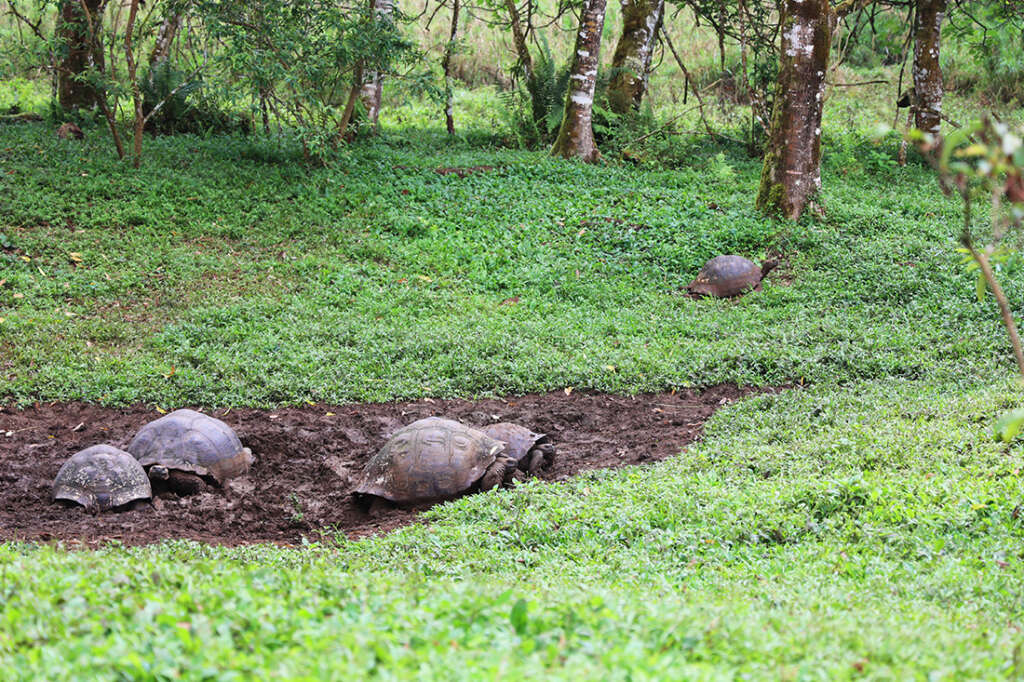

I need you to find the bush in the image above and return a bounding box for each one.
[140,61,249,135]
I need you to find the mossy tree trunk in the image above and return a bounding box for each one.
[550,0,607,162]
[360,0,394,131]
[606,0,664,115]
[755,0,831,219]
[57,0,107,112]
[913,0,946,137]
[505,0,533,81]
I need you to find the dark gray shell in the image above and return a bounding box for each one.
[687,255,763,298]
[127,409,253,484]
[53,444,152,510]
[354,417,506,503]
[481,422,550,469]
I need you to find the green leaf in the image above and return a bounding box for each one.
[510,598,528,635]
[994,408,1024,442]
[976,271,987,301]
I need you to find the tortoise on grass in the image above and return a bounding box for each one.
[53,444,152,511]
[353,417,515,506]
[127,409,253,496]
[687,255,778,298]
[481,422,555,475]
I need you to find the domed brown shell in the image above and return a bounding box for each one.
[53,444,152,510]
[687,255,773,298]
[481,422,553,470]
[353,417,506,504]
[127,409,253,485]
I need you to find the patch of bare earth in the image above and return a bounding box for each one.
[0,385,779,547]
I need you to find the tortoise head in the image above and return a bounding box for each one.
[148,465,170,481]
[760,259,780,278]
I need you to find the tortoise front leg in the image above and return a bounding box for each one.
[479,455,515,492]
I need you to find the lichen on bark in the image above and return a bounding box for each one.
[550,0,607,162]
[606,0,664,115]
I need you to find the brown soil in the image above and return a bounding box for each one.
[0,386,768,547]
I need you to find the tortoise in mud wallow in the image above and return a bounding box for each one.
[127,409,253,496]
[481,422,555,475]
[353,417,516,507]
[53,444,152,511]
[687,255,778,298]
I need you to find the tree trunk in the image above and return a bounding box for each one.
[442,0,461,135]
[148,13,182,68]
[124,0,143,167]
[606,0,664,115]
[360,0,393,131]
[504,0,533,80]
[913,0,946,137]
[755,0,831,219]
[57,0,107,112]
[550,0,607,162]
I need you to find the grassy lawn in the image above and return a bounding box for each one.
[3,112,1024,678]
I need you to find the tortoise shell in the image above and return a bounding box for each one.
[53,444,152,510]
[481,422,554,471]
[687,255,776,298]
[127,409,253,485]
[353,417,506,504]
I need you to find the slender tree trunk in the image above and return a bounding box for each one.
[148,13,181,68]
[124,0,143,167]
[360,0,393,131]
[913,0,946,137]
[442,0,461,135]
[606,0,664,115]
[505,0,533,80]
[755,0,831,219]
[550,0,607,162]
[57,0,107,112]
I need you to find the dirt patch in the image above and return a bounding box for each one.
[0,386,773,546]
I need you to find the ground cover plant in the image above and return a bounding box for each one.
[4,0,1024,678]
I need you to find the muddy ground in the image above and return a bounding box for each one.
[0,386,769,546]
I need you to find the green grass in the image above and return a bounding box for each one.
[4,102,1024,677]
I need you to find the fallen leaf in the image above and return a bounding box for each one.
[500,296,520,306]
[604,365,616,372]
[19,255,30,262]
[416,275,432,282]
[564,387,573,396]
[12,293,23,299]
[325,411,336,417]
[155,406,167,414]
[69,252,83,263]
[306,400,316,406]
[71,422,85,432]
[162,366,176,379]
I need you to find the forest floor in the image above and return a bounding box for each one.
[3,111,1024,677]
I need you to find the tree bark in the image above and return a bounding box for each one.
[360,0,393,131]
[57,0,107,112]
[913,0,946,137]
[442,0,461,135]
[755,0,831,219]
[550,0,607,162]
[124,0,143,167]
[606,0,664,115]
[148,13,182,68]
[504,0,533,81]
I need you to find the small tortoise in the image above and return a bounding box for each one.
[687,255,778,298]
[481,422,555,475]
[53,444,152,511]
[127,409,253,495]
[353,417,515,505]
